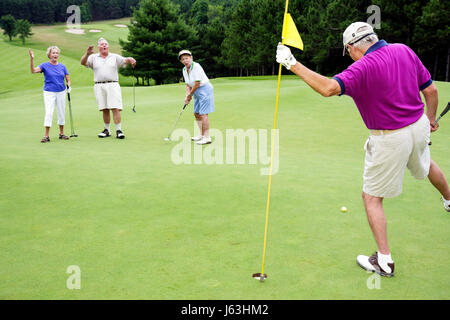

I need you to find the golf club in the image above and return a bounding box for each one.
[67,85,78,137]
[132,67,136,113]
[164,104,188,141]
[428,101,449,145]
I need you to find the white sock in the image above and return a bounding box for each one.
[377,252,393,272]
[115,123,122,131]
[104,123,110,132]
[443,197,450,204]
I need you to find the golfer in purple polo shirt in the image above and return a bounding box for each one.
[276,22,450,277]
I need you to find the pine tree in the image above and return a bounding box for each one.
[0,14,17,41]
[80,2,92,23]
[414,0,450,80]
[120,0,196,85]
[15,19,33,44]
[221,0,254,76]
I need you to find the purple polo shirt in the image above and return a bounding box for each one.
[333,40,432,130]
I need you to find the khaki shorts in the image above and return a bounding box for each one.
[94,82,123,110]
[363,113,431,198]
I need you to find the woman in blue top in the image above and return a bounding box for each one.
[29,46,71,143]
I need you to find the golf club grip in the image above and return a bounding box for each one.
[66,85,71,101]
[182,104,187,110]
[428,102,450,145]
[432,102,450,126]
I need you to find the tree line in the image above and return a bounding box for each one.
[0,0,140,23]
[1,0,447,83]
[120,0,448,85]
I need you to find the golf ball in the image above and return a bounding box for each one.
[341,206,348,213]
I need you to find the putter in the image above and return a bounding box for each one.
[429,101,449,145]
[131,68,136,113]
[164,104,188,141]
[67,86,78,137]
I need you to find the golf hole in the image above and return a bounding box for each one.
[252,273,267,282]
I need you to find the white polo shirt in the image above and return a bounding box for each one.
[182,61,210,87]
[86,53,126,82]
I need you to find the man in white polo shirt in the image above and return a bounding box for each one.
[81,38,136,139]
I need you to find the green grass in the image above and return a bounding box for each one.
[16,17,131,60]
[0,21,449,300]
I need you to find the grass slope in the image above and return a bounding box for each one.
[0,21,449,300]
[0,17,133,94]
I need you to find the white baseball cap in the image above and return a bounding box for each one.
[178,49,192,59]
[342,22,375,55]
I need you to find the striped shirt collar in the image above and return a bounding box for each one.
[183,61,195,72]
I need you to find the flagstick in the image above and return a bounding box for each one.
[255,0,290,282]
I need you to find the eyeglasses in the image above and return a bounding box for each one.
[345,45,350,55]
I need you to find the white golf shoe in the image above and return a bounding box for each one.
[196,136,212,145]
[191,135,203,141]
[98,129,111,138]
[116,130,125,139]
[443,197,450,212]
[356,252,395,277]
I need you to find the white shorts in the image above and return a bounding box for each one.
[363,113,431,198]
[43,90,66,127]
[94,82,123,110]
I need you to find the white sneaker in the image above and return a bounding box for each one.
[191,135,203,141]
[196,136,212,145]
[356,252,394,277]
[98,129,111,138]
[443,197,450,212]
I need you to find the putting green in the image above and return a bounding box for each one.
[0,23,449,300]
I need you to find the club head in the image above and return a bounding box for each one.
[132,107,136,113]
[164,137,170,142]
[70,134,78,137]
[252,273,267,282]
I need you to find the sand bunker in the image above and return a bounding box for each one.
[65,28,85,35]
[89,29,102,33]
[114,24,127,28]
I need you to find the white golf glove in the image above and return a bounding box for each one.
[66,86,72,94]
[276,43,297,70]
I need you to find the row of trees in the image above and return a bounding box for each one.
[1,0,446,82]
[0,0,140,24]
[120,0,449,85]
[0,14,32,44]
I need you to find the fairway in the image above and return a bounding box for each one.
[0,21,449,300]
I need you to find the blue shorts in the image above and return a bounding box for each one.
[193,83,215,115]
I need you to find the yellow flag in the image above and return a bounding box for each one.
[282,13,303,50]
